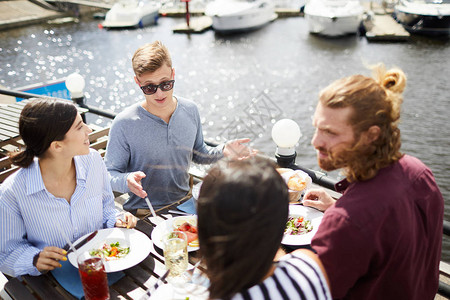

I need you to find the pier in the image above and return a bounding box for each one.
[0,0,109,31]
[172,16,213,34]
[363,14,410,41]
[362,2,410,41]
[0,0,68,31]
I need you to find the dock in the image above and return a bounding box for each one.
[45,0,113,10]
[0,0,109,31]
[0,0,68,31]
[363,14,410,41]
[172,16,212,34]
[361,2,410,42]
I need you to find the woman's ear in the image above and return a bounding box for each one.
[48,140,63,153]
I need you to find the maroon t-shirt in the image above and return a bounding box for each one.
[312,155,444,300]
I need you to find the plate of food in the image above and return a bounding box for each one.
[151,216,200,252]
[282,205,324,246]
[68,228,152,272]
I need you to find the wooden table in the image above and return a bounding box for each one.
[2,210,200,300]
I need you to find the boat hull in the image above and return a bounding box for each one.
[210,13,277,33]
[305,14,362,36]
[102,1,160,28]
[304,0,364,36]
[206,0,277,33]
[395,7,450,35]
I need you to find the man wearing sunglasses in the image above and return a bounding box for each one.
[105,41,256,216]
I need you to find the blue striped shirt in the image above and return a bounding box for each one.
[0,149,117,277]
[230,251,332,300]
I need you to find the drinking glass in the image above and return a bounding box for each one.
[163,231,188,286]
[77,251,110,300]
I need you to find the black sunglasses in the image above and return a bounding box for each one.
[139,80,175,95]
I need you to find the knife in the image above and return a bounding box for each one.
[63,230,98,254]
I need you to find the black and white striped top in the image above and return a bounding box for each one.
[229,251,331,300]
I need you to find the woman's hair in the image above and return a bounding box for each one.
[9,97,78,168]
[132,41,172,76]
[319,63,406,181]
[197,157,289,299]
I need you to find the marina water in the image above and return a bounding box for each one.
[0,15,449,261]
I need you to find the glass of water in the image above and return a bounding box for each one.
[163,230,189,286]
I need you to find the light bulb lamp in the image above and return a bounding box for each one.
[65,72,86,122]
[271,119,301,168]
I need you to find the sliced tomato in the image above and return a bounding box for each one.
[178,222,191,232]
[183,231,198,244]
[177,222,198,233]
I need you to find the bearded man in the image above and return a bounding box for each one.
[303,65,444,300]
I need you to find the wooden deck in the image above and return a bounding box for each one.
[361,2,410,42]
[364,14,410,42]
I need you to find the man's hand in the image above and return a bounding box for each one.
[34,246,67,272]
[223,138,258,160]
[302,188,336,212]
[127,171,147,198]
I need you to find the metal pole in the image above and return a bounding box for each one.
[185,0,190,27]
[0,88,117,120]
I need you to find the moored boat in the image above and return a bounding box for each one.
[394,0,450,36]
[205,0,277,33]
[101,0,161,29]
[304,0,364,36]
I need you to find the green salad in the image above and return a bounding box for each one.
[284,216,313,235]
[89,241,130,261]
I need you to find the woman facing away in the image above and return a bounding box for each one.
[0,98,137,278]
[197,158,332,300]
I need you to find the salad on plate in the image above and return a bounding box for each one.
[89,241,130,261]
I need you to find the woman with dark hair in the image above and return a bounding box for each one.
[0,98,137,280]
[197,158,331,300]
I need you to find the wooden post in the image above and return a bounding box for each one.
[181,0,190,28]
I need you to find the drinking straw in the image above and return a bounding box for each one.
[144,196,157,219]
[140,269,170,299]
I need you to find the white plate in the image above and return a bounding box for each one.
[151,216,200,252]
[68,228,152,272]
[148,283,208,300]
[281,205,324,246]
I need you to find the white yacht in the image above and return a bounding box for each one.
[205,0,278,33]
[304,0,364,36]
[394,0,450,36]
[102,0,161,29]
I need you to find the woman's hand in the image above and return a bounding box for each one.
[116,212,138,229]
[302,188,336,212]
[34,246,67,273]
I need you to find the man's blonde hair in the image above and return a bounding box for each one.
[132,41,172,76]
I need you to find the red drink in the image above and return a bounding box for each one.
[78,257,109,300]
